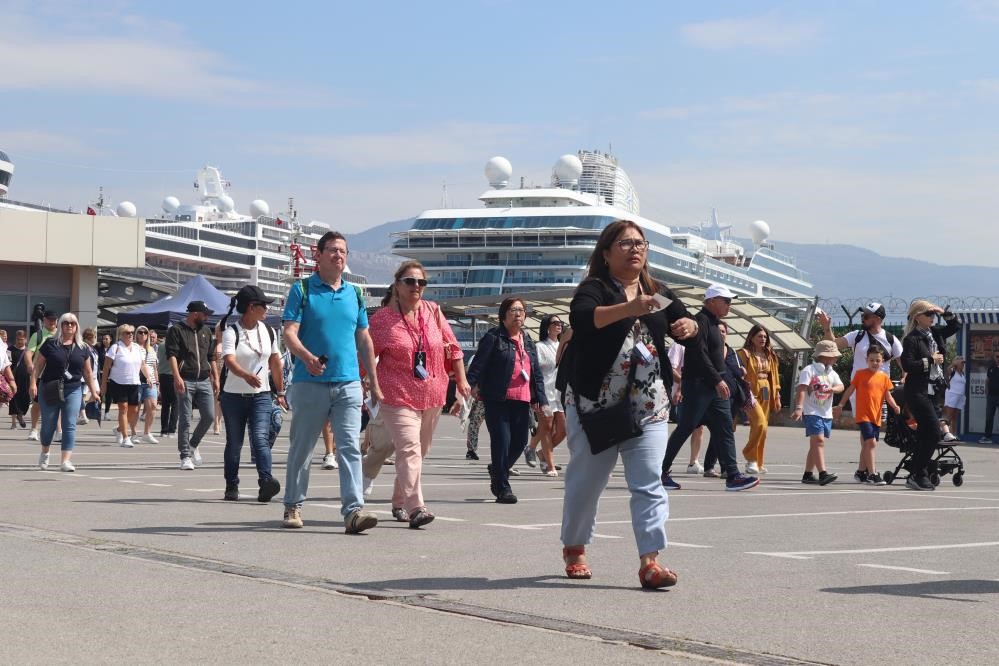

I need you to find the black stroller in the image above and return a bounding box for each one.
[883,388,965,487]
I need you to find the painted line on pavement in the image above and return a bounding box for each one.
[592,533,623,539]
[749,541,999,560]
[857,564,951,575]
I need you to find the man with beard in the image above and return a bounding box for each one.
[166,301,219,470]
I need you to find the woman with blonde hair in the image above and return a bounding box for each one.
[900,299,959,490]
[28,313,101,471]
[101,323,152,448]
[738,324,781,474]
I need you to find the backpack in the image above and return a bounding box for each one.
[299,277,364,313]
[219,323,276,391]
[853,329,897,358]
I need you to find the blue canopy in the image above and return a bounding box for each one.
[116,275,233,329]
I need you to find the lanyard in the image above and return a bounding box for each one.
[241,323,265,362]
[398,302,426,351]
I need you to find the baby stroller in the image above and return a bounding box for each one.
[882,388,964,487]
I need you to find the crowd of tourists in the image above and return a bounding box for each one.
[0,223,981,590]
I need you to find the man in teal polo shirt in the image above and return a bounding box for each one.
[280,231,383,532]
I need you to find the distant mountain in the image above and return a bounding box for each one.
[345,217,414,283]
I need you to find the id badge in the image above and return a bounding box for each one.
[520,367,529,381]
[632,341,654,365]
[63,369,73,380]
[413,351,429,380]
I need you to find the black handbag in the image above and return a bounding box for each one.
[574,358,642,455]
[43,378,65,405]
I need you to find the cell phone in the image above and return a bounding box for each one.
[317,355,328,365]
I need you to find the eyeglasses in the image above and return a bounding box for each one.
[616,238,650,252]
[324,247,349,256]
[399,277,428,287]
[507,307,526,315]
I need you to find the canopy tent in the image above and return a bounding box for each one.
[115,275,233,329]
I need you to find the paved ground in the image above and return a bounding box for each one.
[2,411,998,665]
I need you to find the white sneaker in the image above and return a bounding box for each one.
[120,436,134,448]
[77,416,89,426]
[322,453,338,470]
[54,431,62,442]
[362,476,375,497]
[28,429,39,441]
[758,466,768,474]
[38,452,50,470]
[746,461,760,474]
[192,448,203,466]
[140,433,159,445]
[686,461,704,475]
[942,432,958,443]
[60,460,76,472]
[179,457,195,470]
[115,429,124,445]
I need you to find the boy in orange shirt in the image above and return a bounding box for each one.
[833,347,900,485]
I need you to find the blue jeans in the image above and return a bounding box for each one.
[39,383,83,451]
[284,380,363,516]
[177,379,214,460]
[483,399,530,495]
[663,377,739,478]
[220,391,274,485]
[561,403,670,555]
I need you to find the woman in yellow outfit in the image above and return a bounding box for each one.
[738,325,781,474]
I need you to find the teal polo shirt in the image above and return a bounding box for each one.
[282,272,367,384]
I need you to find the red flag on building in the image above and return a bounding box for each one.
[87,207,96,216]
[275,216,284,226]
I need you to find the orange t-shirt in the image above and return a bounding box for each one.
[851,368,893,426]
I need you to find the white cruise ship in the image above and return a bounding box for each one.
[392,151,813,311]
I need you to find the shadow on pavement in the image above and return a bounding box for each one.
[821,579,999,602]
[347,574,644,593]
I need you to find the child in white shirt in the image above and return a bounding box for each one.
[792,340,845,485]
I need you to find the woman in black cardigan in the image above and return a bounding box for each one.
[900,299,960,491]
[466,297,547,504]
[560,220,697,589]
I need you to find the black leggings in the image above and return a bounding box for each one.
[159,374,178,434]
[904,387,940,477]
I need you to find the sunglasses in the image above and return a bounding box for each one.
[249,301,268,308]
[122,331,134,336]
[61,321,78,327]
[399,277,428,287]
[550,321,564,327]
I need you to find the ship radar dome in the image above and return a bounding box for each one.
[162,196,180,214]
[485,156,513,189]
[117,201,137,218]
[553,154,583,187]
[217,195,235,213]
[249,199,270,218]
[749,219,770,245]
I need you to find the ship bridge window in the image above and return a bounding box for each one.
[199,229,256,249]
[201,247,254,266]
[261,256,288,270]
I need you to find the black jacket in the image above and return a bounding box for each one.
[466,325,547,405]
[165,321,215,382]
[680,307,727,387]
[901,315,960,394]
[567,277,689,401]
[987,361,999,396]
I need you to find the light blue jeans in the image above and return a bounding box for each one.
[40,383,83,451]
[284,380,363,516]
[560,403,670,556]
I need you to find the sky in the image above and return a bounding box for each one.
[3,0,999,266]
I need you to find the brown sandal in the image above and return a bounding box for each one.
[639,561,678,589]
[563,546,592,579]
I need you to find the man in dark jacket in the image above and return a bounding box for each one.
[661,285,759,492]
[982,352,999,444]
[166,301,219,470]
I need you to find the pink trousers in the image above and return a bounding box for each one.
[380,404,441,513]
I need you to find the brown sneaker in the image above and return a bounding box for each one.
[282,506,303,528]
[345,509,378,534]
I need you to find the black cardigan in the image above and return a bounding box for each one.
[567,277,690,401]
[900,315,960,394]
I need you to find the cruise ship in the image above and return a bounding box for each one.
[392,151,813,311]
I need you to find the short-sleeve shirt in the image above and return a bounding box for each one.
[221,321,280,394]
[39,339,91,384]
[850,368,893,426]
[797,362,843,418]
[28,327,55,354]
[282,273,368,384]
[843,329,903,378]
[107,341,146,385]
[535,338,559,405]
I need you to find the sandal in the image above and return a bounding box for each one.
[563,546,592,579]
[639,561,678,589]
[391,507,408,522]
[408,507,435,529]
[545,470,558,478]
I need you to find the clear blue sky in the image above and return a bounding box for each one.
[3,0,999,265]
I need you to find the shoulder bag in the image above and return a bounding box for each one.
[43,378,65,405]
[573,356,641,455]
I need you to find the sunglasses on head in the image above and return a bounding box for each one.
[399,277,428,287]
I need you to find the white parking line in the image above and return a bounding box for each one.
[592,533,623,539]
[857,564,951,575]
[749,541,999,560]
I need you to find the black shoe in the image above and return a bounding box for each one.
[906,475,935,491]
[496,492,518,504]
[818,471,838,486]
[465,450,479,461]
[223,482,239,501]
[802,472,820,484]
[257,477,280,503]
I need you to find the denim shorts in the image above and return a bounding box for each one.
[803,415,832,438]
[140,384,158,402]
[858,421,880,441]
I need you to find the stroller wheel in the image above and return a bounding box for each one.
[882,471,894,484]
[953,472,964,487]
[929,473,941,487]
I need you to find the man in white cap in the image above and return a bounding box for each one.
[661,284,759,492]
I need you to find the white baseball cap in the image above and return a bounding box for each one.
[704,284,737,301]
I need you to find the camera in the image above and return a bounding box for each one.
[31,303,46,321]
